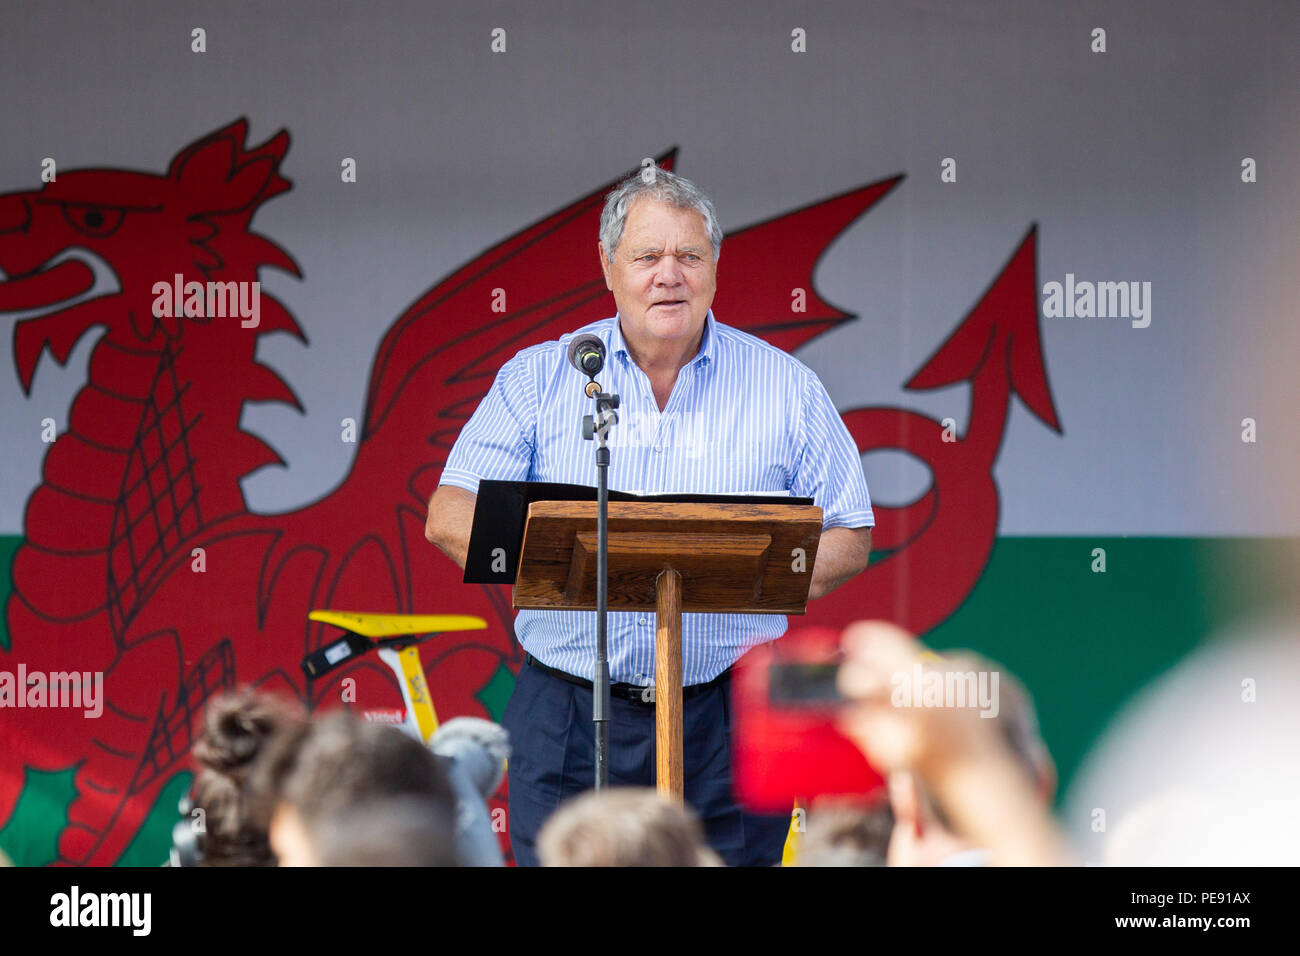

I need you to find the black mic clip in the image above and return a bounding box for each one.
[582,392,619,441]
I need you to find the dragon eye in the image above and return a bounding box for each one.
[62,204,125,238]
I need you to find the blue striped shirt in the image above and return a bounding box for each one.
[439,310,874,685]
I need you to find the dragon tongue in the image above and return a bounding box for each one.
[14,305,107,393]
[2,258,101,392]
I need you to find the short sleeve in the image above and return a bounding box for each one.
[789,373,874,530]
[438,358,536,496]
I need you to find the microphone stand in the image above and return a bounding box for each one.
[582,381,619,789]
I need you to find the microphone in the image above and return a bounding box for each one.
[567,333,606,377]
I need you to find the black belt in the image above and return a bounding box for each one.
[524,653,731,707]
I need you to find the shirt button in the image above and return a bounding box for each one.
[654,444,662,452]
[638,617,648,626]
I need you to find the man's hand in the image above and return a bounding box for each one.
[807,526,872,601]
[425,485,478,570]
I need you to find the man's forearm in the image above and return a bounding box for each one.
[425,485,478,570]
[807,526,872,601]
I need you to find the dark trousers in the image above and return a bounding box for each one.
[501,660,792,867]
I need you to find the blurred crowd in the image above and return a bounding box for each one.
[173,613,1299,867]
[170,619,1081,868]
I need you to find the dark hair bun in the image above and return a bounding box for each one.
[193,691,296,778]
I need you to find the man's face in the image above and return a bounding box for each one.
[599,196,717,351]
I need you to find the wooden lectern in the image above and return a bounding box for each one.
[512,500,822,801]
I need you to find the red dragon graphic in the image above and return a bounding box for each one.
[0,120,1058,865]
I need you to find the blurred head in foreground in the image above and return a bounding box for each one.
[254,711,460,866]
[537,788,722,867]
[795,797,893,867]
[309,796,462,866]
[190,689,304,866]
[1066,615,1300,865]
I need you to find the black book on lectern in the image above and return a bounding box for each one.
[462,479,814,584]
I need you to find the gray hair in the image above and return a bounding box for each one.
[599,165,723,262]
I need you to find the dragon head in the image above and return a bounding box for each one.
[0,118,300,393]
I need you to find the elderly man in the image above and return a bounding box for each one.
[425,167,874,866]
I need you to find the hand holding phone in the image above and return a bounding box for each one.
[732,627,885,812]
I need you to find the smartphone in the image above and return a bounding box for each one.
[732,627,884,812]
[767,661,846,708]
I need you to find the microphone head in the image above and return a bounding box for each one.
[567,333,606,376]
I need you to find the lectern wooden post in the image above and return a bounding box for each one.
[512,500,822,801]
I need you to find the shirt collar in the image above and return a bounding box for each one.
[610,309,716,370]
